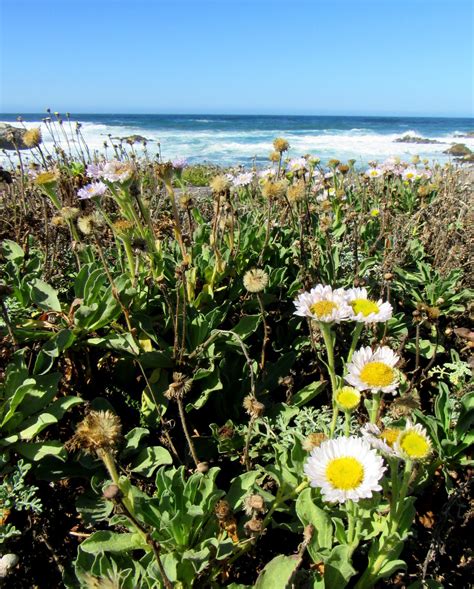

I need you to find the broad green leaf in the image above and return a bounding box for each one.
[323,544,356,588]
[80,531,147,554]
[1,239,24,262]
[296,488,333,555]
[292,381,326,407]
[15,440,66,461]
[130,446,173,477]
[232,315,261,339]
[29,278,62,312]
[254,554,300,589]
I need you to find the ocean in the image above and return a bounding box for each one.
[1,113,473,168]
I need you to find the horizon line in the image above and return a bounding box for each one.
[0,111,473,120]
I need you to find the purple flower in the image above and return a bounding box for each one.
[233,172,254,187]
[172,157,188,170]
[86,162,105,179]
[77,181,107,200]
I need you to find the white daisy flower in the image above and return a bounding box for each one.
[393,420,432,461]
[101,160,134,183]
[304,436,386,503]
[345,346,400,393]
[365,167,383,178]
[402,167,418,182]
[361,423,401,457]
[293,284,352,323]
[345,287,393,323]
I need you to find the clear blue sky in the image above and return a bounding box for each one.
[0,0,472,116]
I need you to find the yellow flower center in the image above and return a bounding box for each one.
[336,387,360,410]
[399,431,430,459]
[326,457,364,490]
[359,362,394,387]
[310,300,338,318]
[351,299,380,317]
[381,428,401,447]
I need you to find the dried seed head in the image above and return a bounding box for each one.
[243,395,265,418]
[261,179,287,200]
[34,171,58,186]
[209,174,230,194]
[287,179,306,203]
[244,516,263,536]
[23,127,42,148]
[244,493,266,516]
[269,151,281,162]
[60,206,80,221]
[302,432,327,452]
[243,268,269,293]
[51,215,67,227]
[155,162,174,183]
[77,215,94,235]
[113,219,134,235]
[215,499,232,520]
[164,372,192,400]
[273,137,290,153]
[67,410,122,455]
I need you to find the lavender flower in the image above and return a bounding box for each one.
[233,172,254,187]
[77,181,107,200]
[288,157,308,172]
[172,157,188,170]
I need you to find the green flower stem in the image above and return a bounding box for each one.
[368,390,382,423]
[389,459,413,535]
[319,322,339,437]
[347,322,364,363]
[262,479,309,530]
[120,237,137,286]
[344,411,351,437]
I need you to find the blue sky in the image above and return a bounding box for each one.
[0,0,472,116]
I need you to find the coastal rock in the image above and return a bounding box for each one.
[394,135,443,144]
[0,124,29,150]
[112,134,151,144]
[454,131,474,138]
[443,143,472,157]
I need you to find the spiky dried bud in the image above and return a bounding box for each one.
[244,516,263,536]
[269,151,281,162]
[244,494,266,516]
[51,215,66,227]
[155,162,174,183]
[243,268,268,293]
[215,499,232,520]
[23,127,42,148]
[327,159,340,168]
[113,219,134,235]
[273,137,290,153]
[243,395,265,418]
[60,206,80,221]
[77,215,94,235]
[164,372,192,400]
[302,432,327,452]
[34,171,58,186]
[209,174,230,194]
[67,410,122,455]
[287,180,306,203]
[261,179,287,200]
[338,164,350,174]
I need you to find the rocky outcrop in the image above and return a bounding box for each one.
[394,135,443,144]
[111,134,151,144]
[443,143,472,157]
[0,123,29,150]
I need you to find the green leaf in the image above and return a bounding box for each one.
[1,239,24,262]
[87,333,140,356]
[323,544,356,588]
[226,471,261,509]
[130,446,173,477]
[29,278,62,312]
[122,427,150,458]
[80,531,147,553]
[232,315,261,339]
[254,554,300,589]
[15,440,67,461]
[296,488,333,556]
[291,381,326,407]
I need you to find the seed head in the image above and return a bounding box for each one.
[261,179,287,200]
[23,127,42,148]
[244,516,263,536]
[77,215,94,235]
[273,137,290,153]
[34,171,58,186]
[209,174,230,194]
[67,410,122,455]
[60,206,80,221]
[164,372,192,400]
[287,180,306,203]
[269,151,281,162]
[302,432,327,452]
[243,395,265,418]
[243,268,268,293]
[244,493,266,516]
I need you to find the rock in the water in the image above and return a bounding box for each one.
[0,123,30,150]
[443,143,472,156]
[394,135,443,144]
[112,134,151,144]
[454,131,474,138]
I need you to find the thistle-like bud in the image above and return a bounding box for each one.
[209,174,230,194]
[66,410,122,455]
[23,128,42,148]
[164,372,192,400]
[244,493,266,516]
[244,516,263,536]
[273,137,290,153]
[243,395,265,418]
[243,268,269,293]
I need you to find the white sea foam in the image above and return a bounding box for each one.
[1,119,473,168]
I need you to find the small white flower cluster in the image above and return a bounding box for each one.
[86,160,134,183]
